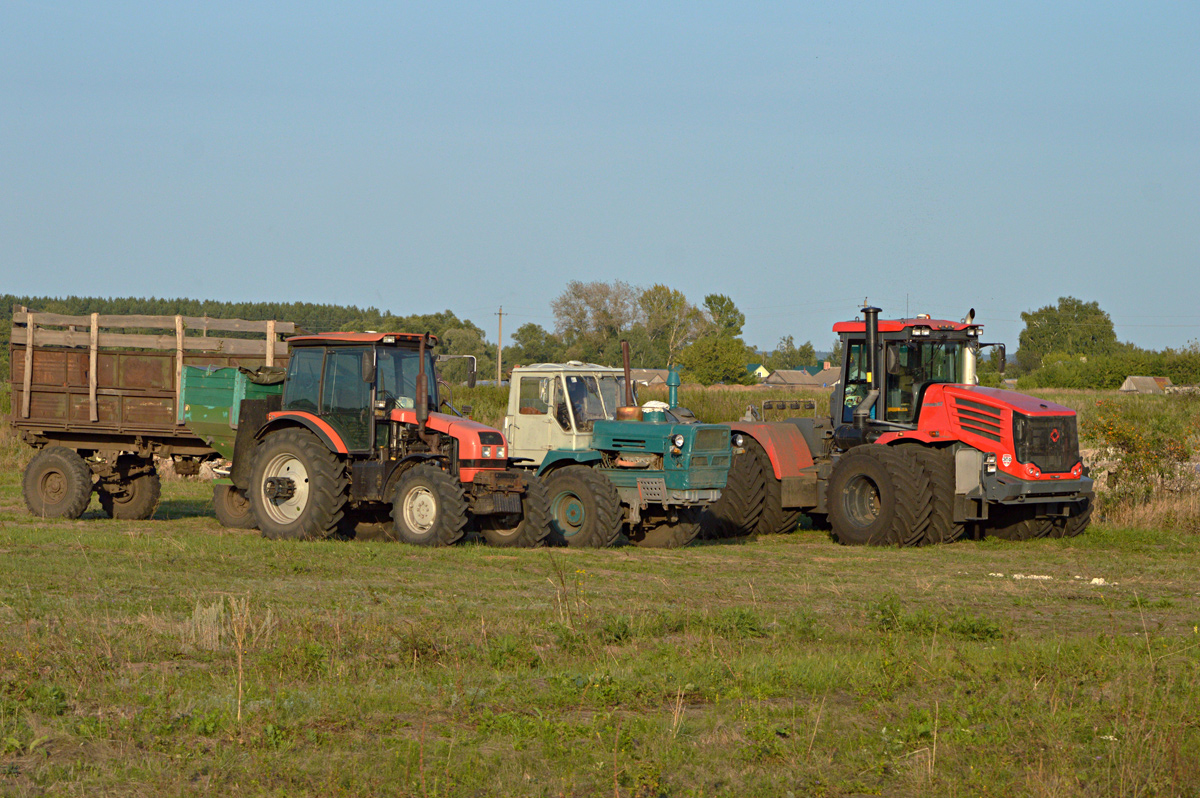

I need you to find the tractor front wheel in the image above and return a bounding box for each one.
[699,444,765,539]
[629,508,702,549]
[391,465,468,547]
[543,465,623,548]
[479,472,552,548]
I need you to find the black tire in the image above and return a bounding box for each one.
[213,484,257,529]
[1048,496,1093,538]
[250,429,347,540]
[391,465,468,547]
[985,505,1053,541]
[99,467,161,520]
[909,448,965,545]
[543,465,624,548]
[479,471,552,548]
[629,508,702,549]
[738,439,805,536]
[700,444,766,539]
[828,446,932,546]
[22,447,93,519]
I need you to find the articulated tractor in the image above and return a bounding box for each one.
[708,307,1094,544]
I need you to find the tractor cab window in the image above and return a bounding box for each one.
[375,348,438,412]
[841,341,874,423]
[559,375,608,432]
[883,341,963,423]
[283,347,323,412]
[518,377,551,415]
[597,376,633,417]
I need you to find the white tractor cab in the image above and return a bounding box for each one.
[502,362,732,548]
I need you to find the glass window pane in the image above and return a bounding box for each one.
[283,348,323,412]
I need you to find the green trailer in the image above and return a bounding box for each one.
[179,365,285,528]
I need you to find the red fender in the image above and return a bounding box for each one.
[726,421,814,479]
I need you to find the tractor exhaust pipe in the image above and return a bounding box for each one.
[853,306,881,430]
[616,339,642,421]
[415,333,440,451]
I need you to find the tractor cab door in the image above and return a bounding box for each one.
[320,347,373,452]
[836,340,874,424]
[507,374,569,461]
[882,340,963,424]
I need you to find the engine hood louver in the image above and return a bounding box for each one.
[951,397,1004,442]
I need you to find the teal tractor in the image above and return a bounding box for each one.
[502,352,731,548]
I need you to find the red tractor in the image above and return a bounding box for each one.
[707,307,1094,544]
[243,332,550,546]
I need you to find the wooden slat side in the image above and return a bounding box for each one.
[175,316,185,425]
[11,328,290,356]
[89,312,99,422]
[13,311,294,334]
[21,313,34,418]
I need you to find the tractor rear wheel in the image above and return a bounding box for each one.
[479,472,552,548]
[250,429,347,540]
[630,508,702,548]
[985,505,1053,541]
[543,465,623,548]
[699,444,765,539]
[746,439,804,535]
[828,446,931,546]
[22,447,93,519]
[909,448,965,545]
[213,484,257,529]
[99,467,161,520]
[391,465,468,547]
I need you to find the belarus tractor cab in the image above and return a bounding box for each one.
[246,332,549,547]
[503,358,732,548]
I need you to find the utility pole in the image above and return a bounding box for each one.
[495,306,504,385]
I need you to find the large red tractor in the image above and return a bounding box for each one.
[707,307,1094,544]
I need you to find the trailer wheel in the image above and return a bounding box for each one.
[630,508,702,549]
[250,429,347,540]
[699,444,765,539]
[543,465,623,548]
[828,447,931,546]
[99,468,161,520]
[22,447,93,519]
[909,448,965,545]
[479,472,552,548]
[213,484,257,529]
[1049,496,1093,538]
[391,465,468,547]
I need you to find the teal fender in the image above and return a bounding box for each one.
[535,450,603,476]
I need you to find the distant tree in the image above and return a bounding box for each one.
[639,284,702,367]
[504,322,565,366]
[678,334,757,385]
[551,280,642,362]
[702,294,745,337]
[828,338,843,367]
[765,335,818,371]
[1017,297,1119,373]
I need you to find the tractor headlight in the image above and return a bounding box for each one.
[984,452,997,474]
[671,434,686,449]
[496,446,505,459]
[732,433,745,448]
[482,446,492,458]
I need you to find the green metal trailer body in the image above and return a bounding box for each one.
[179,366,284,461]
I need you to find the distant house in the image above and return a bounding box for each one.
[746,363,771,380]
[1119,376,1173,394]
[630,368,670,387]
[764,363,839,389]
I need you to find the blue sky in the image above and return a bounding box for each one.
[2,2,1197,353]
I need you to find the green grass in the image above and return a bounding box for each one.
[2,470,1199,796]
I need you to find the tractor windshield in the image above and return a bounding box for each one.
[561,374,635,431]
[376,347,439,412]
[884,340,963,423]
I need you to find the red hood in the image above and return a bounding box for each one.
[387,409,505,440]
[941,385,1076,416]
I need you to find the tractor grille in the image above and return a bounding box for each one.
[951,398,1004,442]
[1013,414,1079,474]
[693,428,728,451]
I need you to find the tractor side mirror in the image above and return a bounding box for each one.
[468,368,477,389]
[362,353,376,384]
[997,344,1006,376]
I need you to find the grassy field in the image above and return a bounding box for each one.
[3,474,1199,796]
[3,386,1200,796]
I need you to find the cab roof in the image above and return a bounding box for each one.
[287,332,438,347]
[512,361,623,374]
[832,317,981,334]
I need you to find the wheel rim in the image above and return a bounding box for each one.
[843,474,881,527]
[551,491,586,538]
[402,486,438,533]
[39,469,67,505]
[260,452,310,525]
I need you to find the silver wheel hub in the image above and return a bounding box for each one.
[261,453,310,525]
[403,486,438,533]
